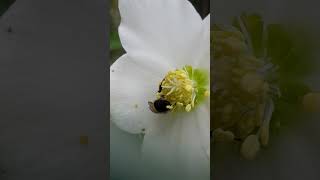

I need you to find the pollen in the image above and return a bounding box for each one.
[155,65,209,112]
[166,105,173,109]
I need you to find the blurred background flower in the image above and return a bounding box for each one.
[212,13,317,160]
[212,0,320,179]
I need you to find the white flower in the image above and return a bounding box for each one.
[110,0,210,177]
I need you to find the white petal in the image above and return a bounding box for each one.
[110,54,170,134]
[118,0,204,68]
[110,122,143,177]
[141,108,210,178]
[195,101,210,159]
[195,14,210,72]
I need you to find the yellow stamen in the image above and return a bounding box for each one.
[158,68,195,112]
[184,84,193,92]
[185,104,192,112]
[177,102,183,106]
[153,65,208,113]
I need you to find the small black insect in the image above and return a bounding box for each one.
[148,99,171,113]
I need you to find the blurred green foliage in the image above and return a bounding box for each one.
[232,13,316,131]
[110,31,121,51]
[233,13,316,79]
[233,13,264,57]
[110,0,124,65]
[0,0,15,17]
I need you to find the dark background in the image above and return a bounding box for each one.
[189,0,210,19]
[0,0,108,179]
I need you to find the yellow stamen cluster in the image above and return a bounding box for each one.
[158,69,196,112]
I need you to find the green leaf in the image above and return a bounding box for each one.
[110,31,122,51]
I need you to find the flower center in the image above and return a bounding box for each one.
[149,65,209,113]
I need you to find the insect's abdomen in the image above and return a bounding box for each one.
[153,99,171,112]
